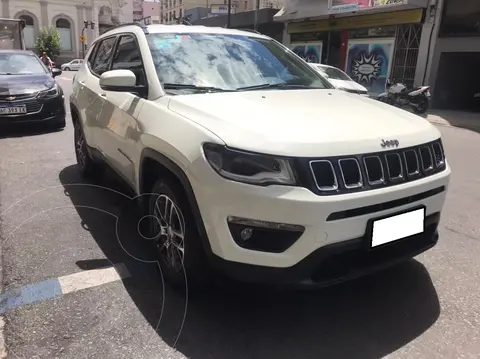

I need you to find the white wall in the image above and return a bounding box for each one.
[0,0,130,61]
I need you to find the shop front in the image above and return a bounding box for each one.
[276,0,428,96]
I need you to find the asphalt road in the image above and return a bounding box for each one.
[0,72,479,359]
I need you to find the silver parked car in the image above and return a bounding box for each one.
[60,59,84,71]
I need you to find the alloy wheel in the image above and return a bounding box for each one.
[74,124,87,170]
[152,194,185,273]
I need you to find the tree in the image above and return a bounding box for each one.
[35,26,61,60]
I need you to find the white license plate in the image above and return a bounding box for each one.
[0,106,27,115]
[371,208,425,248]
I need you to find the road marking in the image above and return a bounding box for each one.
[0,264,130,314]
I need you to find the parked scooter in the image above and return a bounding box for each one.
[377,79,431,114]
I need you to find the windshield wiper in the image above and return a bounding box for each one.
[236,83,322,91]
[162,83,233,93]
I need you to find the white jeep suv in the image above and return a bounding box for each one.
[70,23,451,289]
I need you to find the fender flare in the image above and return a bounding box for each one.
[139,148,213,256]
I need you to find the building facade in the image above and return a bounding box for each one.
[0,0,132,63]
[275,0,430,96]
[417,0,480,111]
[133,0,144,21]
[143,0,161,23]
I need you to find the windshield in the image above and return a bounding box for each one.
[146,33,332,92]
[317,66,352,81]
[0,53,47,75]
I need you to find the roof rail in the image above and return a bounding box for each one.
[103,22,149,34]
[239,28,261,34]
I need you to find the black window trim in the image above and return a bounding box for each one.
[88,34,119,78]
[87,32,149,98]
[109,32,150,97]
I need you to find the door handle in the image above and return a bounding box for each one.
[100,93,107,98]
[78,80,85,85]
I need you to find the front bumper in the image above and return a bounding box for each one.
[189,154,450,272]
[211,212,440,288]
[0,94,66,126]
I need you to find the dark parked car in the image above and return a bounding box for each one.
[0,50,65,129]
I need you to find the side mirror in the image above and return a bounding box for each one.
[52,68,62,78]
[99,69,137,92]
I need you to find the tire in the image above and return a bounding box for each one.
[64,67,70,71]
[148,178,211,292]
[73,120,102,178]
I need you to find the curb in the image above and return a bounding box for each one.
[0,317,5,359]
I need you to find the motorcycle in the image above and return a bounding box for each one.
[377,79,431,114]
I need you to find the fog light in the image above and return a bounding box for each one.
[227,216,305,253]
[240,228,253,241]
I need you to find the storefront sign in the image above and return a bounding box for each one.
[290,41,323,63]
[329,0,373,13]
[210,4,236,15]
[287,8,423,33]
[328,0,405,13]
[373,0,405,6]
[345,38,395,95]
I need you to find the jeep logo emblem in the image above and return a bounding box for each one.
[380,139,399,148]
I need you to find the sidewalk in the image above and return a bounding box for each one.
[426,110,480,132]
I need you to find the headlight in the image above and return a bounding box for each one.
[203,143,297,186]
[37,84,59,99]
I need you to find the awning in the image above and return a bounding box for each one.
[273,0,428,23]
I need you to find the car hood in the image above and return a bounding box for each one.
[0,74,55,96]
[329,79,368,92]
[166,89,441,157]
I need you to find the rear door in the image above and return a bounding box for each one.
[76,35,118,156]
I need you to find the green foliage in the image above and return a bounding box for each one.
[35,26,61,60]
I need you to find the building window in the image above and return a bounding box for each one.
[18,15,35,49]
[244,1,247,9]
[169,12,172,21]
[180,0,182,4]
[173,10,176,20]
[55,18,72,51]
[174,0,176,6]
[440,0,480,37]
[179,8,182,18]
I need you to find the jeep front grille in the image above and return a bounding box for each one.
[308,139,446,195]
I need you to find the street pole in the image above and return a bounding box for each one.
[254,0,259,31]
[81,26,86,58]
[227,0,232,28]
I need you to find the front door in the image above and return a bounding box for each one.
[97,34,148,188]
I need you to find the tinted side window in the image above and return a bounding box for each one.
[91,37,117,76]
[111,35,146,86]
[87,44,98,68]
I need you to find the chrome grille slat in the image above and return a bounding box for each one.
[403,150,420,176]
[432,142,445,167]
[363,156,385,185]
[385,153,404,181]
[419,146,434,172]
[309,160,338,191]
[338,158,363,189]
